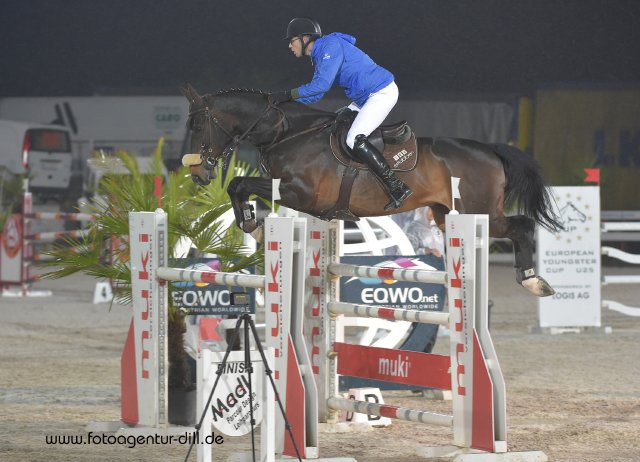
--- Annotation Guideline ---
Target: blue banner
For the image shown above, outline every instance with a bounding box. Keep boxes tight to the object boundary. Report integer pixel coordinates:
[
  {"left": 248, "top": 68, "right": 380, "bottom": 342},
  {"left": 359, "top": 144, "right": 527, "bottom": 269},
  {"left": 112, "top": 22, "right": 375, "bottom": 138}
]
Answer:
[{"left": 169, "top": 258, "right": 256, "bottom": 315}]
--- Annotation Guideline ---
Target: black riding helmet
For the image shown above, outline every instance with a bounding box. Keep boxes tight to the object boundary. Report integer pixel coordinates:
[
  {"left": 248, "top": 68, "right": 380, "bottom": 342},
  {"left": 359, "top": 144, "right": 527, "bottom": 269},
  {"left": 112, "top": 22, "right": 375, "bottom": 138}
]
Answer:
[{"left": 284, "top": 17, "right": 322, "bottom": 41}]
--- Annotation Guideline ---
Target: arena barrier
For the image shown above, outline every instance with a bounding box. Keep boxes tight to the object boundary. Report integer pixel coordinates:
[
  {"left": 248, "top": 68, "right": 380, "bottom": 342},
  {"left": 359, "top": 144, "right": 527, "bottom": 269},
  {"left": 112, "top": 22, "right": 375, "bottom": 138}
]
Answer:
[
  {"left": 127, "top": 210, "right": 318, "bottom": 461},
  {"left": 300, "top": 213, "right": 548, "bottom": 460},
  {"left": 601, "top": 220, "right": 640, "bottom": 317},
  {"left": 1, "top": 191, "right": 94, "bottom": 296}
]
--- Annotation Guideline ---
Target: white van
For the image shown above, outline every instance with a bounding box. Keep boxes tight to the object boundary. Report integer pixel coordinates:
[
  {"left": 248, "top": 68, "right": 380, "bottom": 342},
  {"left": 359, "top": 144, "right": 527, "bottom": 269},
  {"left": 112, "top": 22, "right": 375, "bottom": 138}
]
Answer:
[{"left": 0, "top": 119, "right": 72, "bottom": 196}]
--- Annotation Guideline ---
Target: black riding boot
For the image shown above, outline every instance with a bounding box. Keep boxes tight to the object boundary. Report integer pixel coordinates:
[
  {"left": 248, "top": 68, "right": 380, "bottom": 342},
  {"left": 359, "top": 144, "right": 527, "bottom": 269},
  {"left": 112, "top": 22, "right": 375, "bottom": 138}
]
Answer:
[{"left": 353, "top": 134, "right": 412, "bottom": 210}]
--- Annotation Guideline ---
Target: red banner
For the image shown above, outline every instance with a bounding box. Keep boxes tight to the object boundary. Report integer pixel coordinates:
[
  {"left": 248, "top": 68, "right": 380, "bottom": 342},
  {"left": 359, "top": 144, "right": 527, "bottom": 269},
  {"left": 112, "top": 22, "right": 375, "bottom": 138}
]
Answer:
[{"left": 334, "top": 342, "right": 451, "bottom": 390}]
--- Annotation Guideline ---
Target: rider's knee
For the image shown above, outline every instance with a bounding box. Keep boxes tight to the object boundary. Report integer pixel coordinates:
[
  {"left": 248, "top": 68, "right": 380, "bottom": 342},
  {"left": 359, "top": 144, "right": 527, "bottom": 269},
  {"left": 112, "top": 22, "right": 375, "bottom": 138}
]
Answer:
[
  {"left": 346, "top": 132, "right": 358, "bottom": 149},
  {"left": 347, "top": 132, "right": 369, "bottom": 150}
]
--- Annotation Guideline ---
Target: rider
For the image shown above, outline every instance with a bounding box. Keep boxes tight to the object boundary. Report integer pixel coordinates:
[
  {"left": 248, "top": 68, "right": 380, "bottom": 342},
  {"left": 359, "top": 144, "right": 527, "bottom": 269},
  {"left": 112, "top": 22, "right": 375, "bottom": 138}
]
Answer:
[{"left": 272, "top": 17, "right": 412, "bottom": 210}]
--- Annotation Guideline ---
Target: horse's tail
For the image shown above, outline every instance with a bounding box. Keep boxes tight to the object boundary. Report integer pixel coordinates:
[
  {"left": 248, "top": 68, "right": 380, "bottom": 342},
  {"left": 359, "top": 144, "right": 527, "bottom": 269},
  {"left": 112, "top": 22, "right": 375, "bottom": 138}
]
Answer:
[{"left": 491, "top": 143, "right": 563, "bottom": 232}]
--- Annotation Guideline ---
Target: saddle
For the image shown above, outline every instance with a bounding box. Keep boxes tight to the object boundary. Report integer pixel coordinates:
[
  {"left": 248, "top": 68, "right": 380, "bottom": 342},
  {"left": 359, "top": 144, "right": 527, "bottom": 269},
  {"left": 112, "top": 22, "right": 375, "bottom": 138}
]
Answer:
[
  {"left": 321, "top": 113, "right": 418, "bottom": 221},
  {"left": 329, "top": 113, "right": 418, "bottom": 172}
]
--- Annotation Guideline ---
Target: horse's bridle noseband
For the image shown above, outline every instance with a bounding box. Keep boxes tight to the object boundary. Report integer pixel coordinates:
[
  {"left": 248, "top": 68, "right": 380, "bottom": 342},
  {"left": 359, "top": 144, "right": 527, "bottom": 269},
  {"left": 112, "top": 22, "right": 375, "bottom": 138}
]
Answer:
[{"left": 189, "top": 96, "right": 286, "bottom": 171}]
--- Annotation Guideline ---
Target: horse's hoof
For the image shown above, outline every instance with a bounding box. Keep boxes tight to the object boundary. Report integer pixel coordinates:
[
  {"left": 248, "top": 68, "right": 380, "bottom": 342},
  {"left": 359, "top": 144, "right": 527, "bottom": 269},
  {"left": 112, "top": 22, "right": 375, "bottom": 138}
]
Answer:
[
  {"left": 249, "top": 225, "right": 264, "bottom": 244},
  {"left": 521, "top": 276, "right": 555, "bottom": 297}
]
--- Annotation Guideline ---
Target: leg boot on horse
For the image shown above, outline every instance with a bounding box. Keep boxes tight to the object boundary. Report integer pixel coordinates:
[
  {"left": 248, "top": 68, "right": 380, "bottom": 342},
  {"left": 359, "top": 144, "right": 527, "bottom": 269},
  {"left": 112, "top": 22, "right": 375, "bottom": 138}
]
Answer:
[{"left": 352, "top": 134, "right": 412, "bottom": 210}]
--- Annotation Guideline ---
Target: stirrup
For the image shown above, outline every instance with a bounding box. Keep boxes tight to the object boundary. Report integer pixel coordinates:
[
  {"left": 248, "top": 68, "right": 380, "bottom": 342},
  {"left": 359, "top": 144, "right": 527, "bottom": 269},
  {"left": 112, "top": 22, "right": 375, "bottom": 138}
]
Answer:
[{"left": 384, "top": 188, "right": 412, "bottom": 211}]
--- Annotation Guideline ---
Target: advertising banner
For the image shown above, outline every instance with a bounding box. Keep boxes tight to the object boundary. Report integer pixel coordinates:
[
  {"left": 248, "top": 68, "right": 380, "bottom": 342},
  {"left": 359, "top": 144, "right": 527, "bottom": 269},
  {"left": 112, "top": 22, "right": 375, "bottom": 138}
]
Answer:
[
  {"left": 170, "top": 258, "right": 256, "bottom": 315},
  {"left": 339, "top": 255, "right": 446, "bottom": 312},
  {"left": 537, "top": 186, "right": 601, "bottom": 327},
  {"left": 338, "top": 254, "right": 446, "bottom": 390}
]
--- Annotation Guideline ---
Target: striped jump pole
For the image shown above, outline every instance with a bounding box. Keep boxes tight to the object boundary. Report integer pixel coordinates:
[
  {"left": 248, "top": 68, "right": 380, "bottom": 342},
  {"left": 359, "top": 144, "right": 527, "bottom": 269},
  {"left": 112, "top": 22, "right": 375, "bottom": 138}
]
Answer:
[
  {"left": 328, "top": 262, "right": 447, "bottom": 285},
  {"left": 24, "top": 228, "right": 90, "bottom": 244},
  {"left": 328, "top": 301, "right": 450, "bottom": 326},
  {"left": 25, "top": 212, "right": 95, "bottom": 222},
  {"left": 327, "top": 396, "right": 453, "bottom": 427},
  {"left": 156, "top": 267, "right": 265, "bottom": 288}
]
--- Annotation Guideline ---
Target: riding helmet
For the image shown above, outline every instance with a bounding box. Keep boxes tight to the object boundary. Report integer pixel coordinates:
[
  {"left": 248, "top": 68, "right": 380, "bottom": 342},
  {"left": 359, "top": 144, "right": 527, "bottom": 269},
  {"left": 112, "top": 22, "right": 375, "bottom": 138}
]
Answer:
[{"left": 284, "top": 17, "right": 322, "bottom": 40}]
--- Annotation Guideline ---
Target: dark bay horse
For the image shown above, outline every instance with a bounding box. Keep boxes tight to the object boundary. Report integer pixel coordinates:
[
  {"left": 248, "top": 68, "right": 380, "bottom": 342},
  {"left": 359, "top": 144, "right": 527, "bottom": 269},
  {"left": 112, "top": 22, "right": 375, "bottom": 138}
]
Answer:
[{"left": 181, "top": 85, "right": 562, "bottom": 297}]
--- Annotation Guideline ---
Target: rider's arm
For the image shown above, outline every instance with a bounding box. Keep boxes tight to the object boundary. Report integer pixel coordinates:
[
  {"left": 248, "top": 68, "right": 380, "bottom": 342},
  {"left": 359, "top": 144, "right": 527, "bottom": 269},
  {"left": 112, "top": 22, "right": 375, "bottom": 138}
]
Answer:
[{"left": 292, "top": 39, "right": 343, "bottom": 104}]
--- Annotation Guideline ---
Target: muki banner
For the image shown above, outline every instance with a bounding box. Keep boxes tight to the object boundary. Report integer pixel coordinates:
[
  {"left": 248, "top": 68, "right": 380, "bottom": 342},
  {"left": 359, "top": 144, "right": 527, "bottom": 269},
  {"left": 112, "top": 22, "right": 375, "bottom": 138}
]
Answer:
[{"left": 170, "top": 258, "right": 256, "bottom": 315}]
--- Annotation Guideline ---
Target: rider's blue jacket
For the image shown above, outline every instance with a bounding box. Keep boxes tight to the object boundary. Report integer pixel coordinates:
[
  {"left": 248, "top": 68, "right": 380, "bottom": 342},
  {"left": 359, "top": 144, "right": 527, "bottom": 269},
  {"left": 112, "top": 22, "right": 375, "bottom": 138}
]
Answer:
[{"left": 291, "top": 32, "right": 394, "bottom": 108}]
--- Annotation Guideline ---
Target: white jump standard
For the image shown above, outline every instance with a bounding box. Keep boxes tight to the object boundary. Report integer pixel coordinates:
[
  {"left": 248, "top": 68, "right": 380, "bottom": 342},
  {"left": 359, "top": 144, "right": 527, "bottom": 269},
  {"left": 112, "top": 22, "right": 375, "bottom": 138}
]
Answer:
[{"left": 128, "top": 210, "right": 319, "bottom": 461}]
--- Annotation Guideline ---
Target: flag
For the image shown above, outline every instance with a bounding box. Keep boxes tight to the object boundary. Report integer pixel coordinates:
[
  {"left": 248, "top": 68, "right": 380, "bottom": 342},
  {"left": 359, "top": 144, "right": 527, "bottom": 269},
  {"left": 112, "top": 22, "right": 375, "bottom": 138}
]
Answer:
[
  {"left": 153, "top": 175, "right": 162, "bottom": 208},
  {"left": 272, "top": 178, "right": 281, "bottom": 201},
  {"left": 451, "top": 177, "right": 461, "bottom": 199},
  {"left": 584, "top": 168, "right": 600, "bottom": 185}
]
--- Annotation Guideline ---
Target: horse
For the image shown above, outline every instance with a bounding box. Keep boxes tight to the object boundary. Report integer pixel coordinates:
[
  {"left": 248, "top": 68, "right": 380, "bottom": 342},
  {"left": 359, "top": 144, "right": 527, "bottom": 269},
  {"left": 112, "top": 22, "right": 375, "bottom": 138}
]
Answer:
[{"left": 181, "top": 84, "right": 563, "bottom": 297}]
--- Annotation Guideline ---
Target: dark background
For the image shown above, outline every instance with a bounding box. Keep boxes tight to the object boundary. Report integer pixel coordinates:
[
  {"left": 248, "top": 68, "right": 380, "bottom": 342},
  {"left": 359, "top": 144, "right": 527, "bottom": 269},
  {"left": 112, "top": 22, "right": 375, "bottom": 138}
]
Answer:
[{"left": 1, "top": 0, "right": 639, "bottom": 98}]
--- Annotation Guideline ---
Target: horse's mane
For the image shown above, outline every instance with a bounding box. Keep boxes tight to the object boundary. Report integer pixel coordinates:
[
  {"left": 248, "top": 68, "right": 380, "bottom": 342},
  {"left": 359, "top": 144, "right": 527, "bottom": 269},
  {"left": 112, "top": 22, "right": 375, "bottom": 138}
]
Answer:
[
  {"left": 207, "top": 88, "right": 334, "bottom": 117},
  {"left": 213, "top": 88, "right": 268, "bottom": 97}
]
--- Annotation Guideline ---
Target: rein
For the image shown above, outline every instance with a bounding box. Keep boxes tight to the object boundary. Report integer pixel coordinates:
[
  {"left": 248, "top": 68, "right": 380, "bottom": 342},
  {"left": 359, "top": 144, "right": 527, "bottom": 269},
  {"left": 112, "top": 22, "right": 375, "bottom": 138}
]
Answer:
[
  {"left": 189, "top": 94, "right": 335, "bottom": 170},
  {"left": 190, "top": 97, "right": 287, "bottom": 170},
  {"left": 262, "top": 118, "right": 334, "bottom": 153}
]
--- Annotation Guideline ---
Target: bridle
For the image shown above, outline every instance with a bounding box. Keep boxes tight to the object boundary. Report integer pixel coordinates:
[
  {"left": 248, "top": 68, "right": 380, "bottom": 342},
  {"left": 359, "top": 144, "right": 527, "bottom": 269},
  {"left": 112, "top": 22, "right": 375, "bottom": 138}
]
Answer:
[{"left": 188, "top": 96, "right": 287, "bottom": 171}]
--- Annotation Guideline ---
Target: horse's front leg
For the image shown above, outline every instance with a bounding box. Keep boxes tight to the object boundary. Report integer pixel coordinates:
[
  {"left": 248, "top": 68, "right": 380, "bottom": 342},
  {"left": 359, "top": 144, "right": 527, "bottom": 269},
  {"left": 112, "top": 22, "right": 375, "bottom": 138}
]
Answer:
[{"left": 227, "top": 176, "right": 273, "bottom": 235}]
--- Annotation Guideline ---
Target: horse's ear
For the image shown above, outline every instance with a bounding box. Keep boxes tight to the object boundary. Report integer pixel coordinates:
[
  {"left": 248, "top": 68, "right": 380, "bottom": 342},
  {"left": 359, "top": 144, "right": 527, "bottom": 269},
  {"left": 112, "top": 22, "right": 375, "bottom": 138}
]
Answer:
[{"left": 182, "top": 83, "right": 202, "bottom": 105}]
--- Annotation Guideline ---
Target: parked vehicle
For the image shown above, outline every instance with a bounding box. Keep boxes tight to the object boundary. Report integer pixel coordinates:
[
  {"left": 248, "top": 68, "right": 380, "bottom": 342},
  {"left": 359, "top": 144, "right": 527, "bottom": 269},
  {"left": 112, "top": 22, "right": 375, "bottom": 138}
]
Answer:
[
  {"left": 0, "top": 119, "right": 73, "bottom": 198},
  {"left": 77, "top": 153, "right": 168, "bottom": 214}
]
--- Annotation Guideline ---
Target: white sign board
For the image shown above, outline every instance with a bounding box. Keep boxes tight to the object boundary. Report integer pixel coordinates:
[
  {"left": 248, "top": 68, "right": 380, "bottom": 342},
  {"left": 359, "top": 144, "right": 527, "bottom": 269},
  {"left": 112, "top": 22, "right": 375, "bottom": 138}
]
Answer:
[
  {"left": 537, "top": 186, "right": 601, "bottom": 327},
  {"left": 1, "top": 214, "right": 23, "bottom": 284},
  {"left": 197, "top": 348, "right": 275, "bottom": 462}
]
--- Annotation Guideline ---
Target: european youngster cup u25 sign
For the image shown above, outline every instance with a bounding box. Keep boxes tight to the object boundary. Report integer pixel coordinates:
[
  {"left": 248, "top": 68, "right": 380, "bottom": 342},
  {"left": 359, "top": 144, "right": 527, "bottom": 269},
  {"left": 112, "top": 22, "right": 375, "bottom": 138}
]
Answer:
[{"left": 537, "top": 186, "right": 601, "bottom": 327}]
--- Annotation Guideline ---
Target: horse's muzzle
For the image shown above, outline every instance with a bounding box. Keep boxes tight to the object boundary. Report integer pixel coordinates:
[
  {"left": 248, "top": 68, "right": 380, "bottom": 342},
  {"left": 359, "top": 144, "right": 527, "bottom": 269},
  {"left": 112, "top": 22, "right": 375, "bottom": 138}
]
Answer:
[{"left": 182, "top": 153, "right": 203, "bottom": 167}]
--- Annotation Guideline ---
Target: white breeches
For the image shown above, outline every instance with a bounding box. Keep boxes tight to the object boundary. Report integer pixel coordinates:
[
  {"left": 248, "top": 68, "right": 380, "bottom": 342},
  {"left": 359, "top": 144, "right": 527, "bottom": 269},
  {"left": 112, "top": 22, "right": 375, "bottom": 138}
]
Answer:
[{"left": 346, "top": 81, "right": 399, "bottom": 149}]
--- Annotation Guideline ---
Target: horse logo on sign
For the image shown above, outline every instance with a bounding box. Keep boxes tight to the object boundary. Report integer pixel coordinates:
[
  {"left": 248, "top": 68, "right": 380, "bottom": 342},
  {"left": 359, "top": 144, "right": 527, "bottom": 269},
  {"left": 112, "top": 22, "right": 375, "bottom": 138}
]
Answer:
[{"left": 559, "top": 201, "right": 587, "bottom": 228}]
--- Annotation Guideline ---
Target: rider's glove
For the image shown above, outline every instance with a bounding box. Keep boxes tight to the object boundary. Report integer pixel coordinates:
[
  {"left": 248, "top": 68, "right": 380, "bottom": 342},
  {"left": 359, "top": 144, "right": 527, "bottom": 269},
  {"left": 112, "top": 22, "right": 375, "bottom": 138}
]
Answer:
[
  {"left": 332, "top": 106, "right": 356, "bottom": 133},
  {"left": 271, "top": 90, "right": 292, "bottom": 105},
  {"left": 335, "top": 106, "right": 355, "bottom": 124}
]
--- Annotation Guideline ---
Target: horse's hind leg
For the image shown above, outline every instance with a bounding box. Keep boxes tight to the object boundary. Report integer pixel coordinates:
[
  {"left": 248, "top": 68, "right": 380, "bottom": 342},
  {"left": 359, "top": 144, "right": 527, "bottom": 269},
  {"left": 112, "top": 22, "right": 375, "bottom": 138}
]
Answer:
[{"left": 502, "top": 215, "right": 555, "bottom": 297}]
